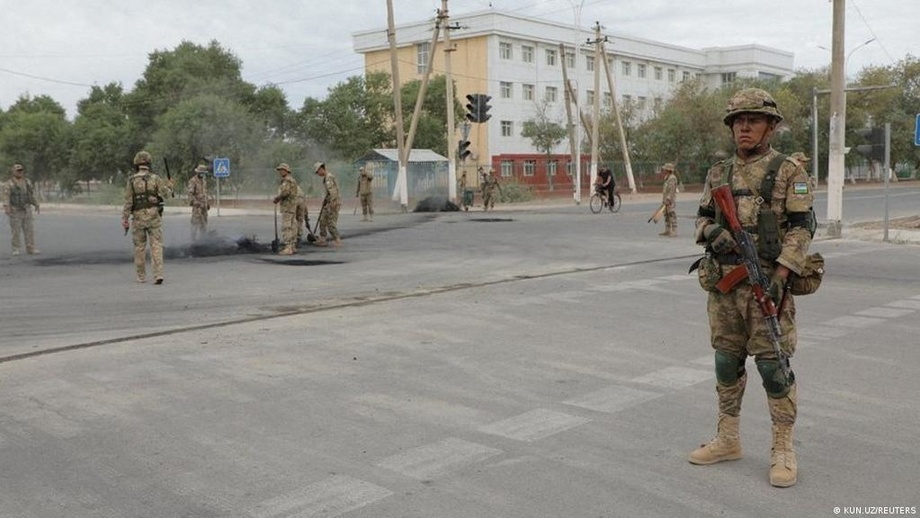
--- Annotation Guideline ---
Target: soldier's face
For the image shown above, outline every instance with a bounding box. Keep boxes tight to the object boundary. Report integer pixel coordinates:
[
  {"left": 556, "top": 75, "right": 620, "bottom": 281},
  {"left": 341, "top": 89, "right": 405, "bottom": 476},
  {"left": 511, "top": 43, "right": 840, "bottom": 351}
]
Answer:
[
  {"left": 731, "top": 114, "right": 774, "bottom": 152},
  {"left": 13, "top": 168, "right": 23, "bottom": 177}
]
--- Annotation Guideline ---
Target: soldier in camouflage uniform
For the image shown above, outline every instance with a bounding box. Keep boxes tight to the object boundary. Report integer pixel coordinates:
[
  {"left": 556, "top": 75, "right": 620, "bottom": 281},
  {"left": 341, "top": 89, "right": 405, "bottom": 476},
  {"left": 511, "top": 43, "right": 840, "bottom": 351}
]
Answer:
[
  {"left": 2, "top": 164, "right": 41, "bottom": 256},
  {"left": 295, "top": 194, "right": 310, "bottom": 246},
  {"left": 313, "top": 162, "right": 341, "bottom": 247},
  {"left": 187, "top": 164, "right": 210, "bottom": 242},
  {"left": 356, "top": 166, "right": 374, "bottom": 222},
  {"left": 481, "top": 169, "right": 500, "bottom": 211},
  {"left": 272, "top": 163, "right": 303, "bottom": 255},
  {"left": 689, "top": 88, "right": 815, "bottom": 488},
  {"left": 122, "top": 151, "right": 173, "bottom": 284},
  {"left": 660, "top": 163, "right": 679, "bottom": 237}
]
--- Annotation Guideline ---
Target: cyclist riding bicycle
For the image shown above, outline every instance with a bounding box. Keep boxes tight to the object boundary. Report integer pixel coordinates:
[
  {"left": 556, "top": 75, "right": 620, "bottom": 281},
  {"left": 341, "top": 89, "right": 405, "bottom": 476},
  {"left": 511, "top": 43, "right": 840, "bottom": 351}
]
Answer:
[{"left": 595, "top": 165, "right": 616, "bottom": 210}]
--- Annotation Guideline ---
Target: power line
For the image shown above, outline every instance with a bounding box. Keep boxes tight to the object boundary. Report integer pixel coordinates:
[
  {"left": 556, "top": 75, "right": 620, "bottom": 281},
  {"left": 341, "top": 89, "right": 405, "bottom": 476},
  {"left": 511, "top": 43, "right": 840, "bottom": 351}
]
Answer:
[{"left": 850, "top": 0, "right": 895, "bottom": 64}]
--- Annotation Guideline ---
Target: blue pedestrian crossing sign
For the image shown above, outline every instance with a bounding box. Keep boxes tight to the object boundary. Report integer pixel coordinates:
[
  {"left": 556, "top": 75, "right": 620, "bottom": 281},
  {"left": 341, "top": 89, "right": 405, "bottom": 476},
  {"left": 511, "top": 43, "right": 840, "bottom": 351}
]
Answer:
[{"left": 213, "top": 157, "right": 231, "bottom": 178}]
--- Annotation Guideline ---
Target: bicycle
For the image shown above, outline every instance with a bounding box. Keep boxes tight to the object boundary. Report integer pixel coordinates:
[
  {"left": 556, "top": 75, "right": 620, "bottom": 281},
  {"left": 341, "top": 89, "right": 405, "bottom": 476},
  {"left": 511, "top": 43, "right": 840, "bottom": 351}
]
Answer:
[{"left": 589, "top": 186, "right": 621, "bottom": 214}]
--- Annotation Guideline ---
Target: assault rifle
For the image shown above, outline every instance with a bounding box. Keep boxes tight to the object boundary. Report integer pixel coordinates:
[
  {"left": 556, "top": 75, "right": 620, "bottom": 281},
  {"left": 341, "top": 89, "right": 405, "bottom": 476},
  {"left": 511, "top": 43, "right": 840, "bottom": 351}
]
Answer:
[{"left": 710, "top": 184, "right": 791, "bottom": 382}]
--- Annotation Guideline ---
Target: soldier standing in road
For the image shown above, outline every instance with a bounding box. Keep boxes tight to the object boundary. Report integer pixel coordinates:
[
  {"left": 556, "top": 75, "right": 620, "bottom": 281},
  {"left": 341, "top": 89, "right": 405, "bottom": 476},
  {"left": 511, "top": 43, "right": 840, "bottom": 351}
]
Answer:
[
  {"left": 660, "top": 163, "right": 679, "bottom": 237},
  {"left": 187, "top": 164, "right": 210, "bottom": 242},
  {"left": 2, "top": 164, "right": 41, "bottom": 256},
  {"left": 689, "top": 88, "right": 815, "bottom": 488},
  {"left": 272, "top": 163, "right": 302, "bottom": 255},
  {"left": 481, "top": 168, "right": 501, "bottom": 211},
  {"left": 122, "top": 151, "right": 173, "bottom": 284},
  {"left": 295, "top": 192, "right": 310, "bottom": 246},
  {"left": 356, "top": 165, "right": 374, "bottom": 222},
  {"left": 313, "top": 162, "right": 342, "bottom": 247}
]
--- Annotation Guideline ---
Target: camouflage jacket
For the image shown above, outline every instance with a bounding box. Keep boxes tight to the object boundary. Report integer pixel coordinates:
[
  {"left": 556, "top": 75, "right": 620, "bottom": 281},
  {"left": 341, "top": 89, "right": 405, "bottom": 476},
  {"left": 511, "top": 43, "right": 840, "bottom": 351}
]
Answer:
[
  {"left": 696, "top": 148, "right": 814, "bottom": 274},
  {"left": 187, "top": 175, "right": 208, "bottom": 209},
  {"left": 276, "top": 175, "right": 303, "bottom": 213},
  {"left": 356, "top": 170, "right": 374, "bottom": 196},
  {"left": 123, "top": 167, "right": 172, "bottom": 220},
  {"left": 662, "top": 173, "right": 678, "bottom": 205},
  {"left": 3, "top": 177, "right": 40, "bottom": 210},
  {"left": 323, "top": 172, "right": 340, "bottom": 204}
]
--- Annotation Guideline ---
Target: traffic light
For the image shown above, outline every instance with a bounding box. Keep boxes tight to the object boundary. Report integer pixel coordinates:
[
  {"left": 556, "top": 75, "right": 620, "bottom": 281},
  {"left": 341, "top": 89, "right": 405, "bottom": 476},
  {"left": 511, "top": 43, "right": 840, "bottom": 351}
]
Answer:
[
  {"left": 464, "top": 93, "right": 493, "bottom": 123},
  {"left": 458, "top": 140, "right": 472, "bottom": 161},
  {"left": 853, "top": 126, "right": 885, "bottom": 162}
]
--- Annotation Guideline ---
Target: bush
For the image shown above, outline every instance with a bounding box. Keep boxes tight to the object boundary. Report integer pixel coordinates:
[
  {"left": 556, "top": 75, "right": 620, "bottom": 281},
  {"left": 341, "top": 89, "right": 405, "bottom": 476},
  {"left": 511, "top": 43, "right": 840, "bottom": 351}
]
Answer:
[{"left": 498, "top": 179, "right": 534, "bottom": 203}]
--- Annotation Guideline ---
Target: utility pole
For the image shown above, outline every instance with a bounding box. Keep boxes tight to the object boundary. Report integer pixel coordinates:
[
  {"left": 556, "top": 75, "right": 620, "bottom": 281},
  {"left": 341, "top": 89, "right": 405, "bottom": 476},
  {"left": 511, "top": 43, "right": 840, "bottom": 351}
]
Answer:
[
  {"left": 588, "top": 22, "right": 603, "bottom": 190},
  {"left": 441, "top": 0, "right": 458, "bottom": 203},
  {"left": 826, "top": 0, "right": 846, "bottom": 237},
  {"left": 386, "top": 0, "right": 409, "bottom": 210},
  {"left": 600, "top": 36, "right": 636, "bottom": 194},
  {"left": 560, "top": 43, "right": 579, "bottom": 203}
]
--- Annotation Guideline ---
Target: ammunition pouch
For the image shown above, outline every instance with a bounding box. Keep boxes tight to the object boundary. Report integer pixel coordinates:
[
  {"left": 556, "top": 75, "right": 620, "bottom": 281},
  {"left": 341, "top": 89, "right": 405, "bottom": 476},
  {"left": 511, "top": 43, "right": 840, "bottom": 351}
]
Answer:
[
  {"left": 787, "top": 252, "right": 825, "bottom": 296},
  {"left": 692, "top": 253, "right": 723, "bottom": 293},
  {"left": 756, "top": 210, "right": 782, "bottom": 261}
]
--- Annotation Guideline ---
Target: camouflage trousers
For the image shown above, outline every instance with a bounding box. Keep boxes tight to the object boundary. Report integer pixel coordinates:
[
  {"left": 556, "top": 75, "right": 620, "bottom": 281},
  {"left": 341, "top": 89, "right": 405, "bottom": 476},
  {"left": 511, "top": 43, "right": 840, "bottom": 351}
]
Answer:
[
  {"left": 281, "top": 210, "right": 297, "bottom": 249},
  {"left": 7, "top": 207, "right": 36, "bottom": 252},
  {"left": 295, "top": 199, "right": 309, "bottom": 241},
  {"left": 707, "top": 276, "right": 797, "bottom": 359},
  {"left": 318, "top": 200, "right": 340, "bottom": 240},
  {"left": 482, "top": 191, "right": 494, "bottom": 210},
  {"left": 131, "top": 217, "right": 164, "bottom": 280},
  {"left": 190, "top": 207, "right": 208, "bottom": 242},
  {"left": 663, "top": 202, "right": 677, "bottom": 233},
  {"left": 359, "top": 192, "right": 374, "bottom": 216}
]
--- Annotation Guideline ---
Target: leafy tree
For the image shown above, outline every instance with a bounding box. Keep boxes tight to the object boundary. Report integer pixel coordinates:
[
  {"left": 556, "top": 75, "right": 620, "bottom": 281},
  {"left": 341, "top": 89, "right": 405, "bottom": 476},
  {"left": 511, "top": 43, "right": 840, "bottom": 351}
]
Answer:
[
  {"left": 70, "top": 83, "right": 138, "bottom": 188},
  {"left": 0, "top": 94, "right": 72, "bottom": 190},
  {"left": 399, "top": 75, "right": 464, "bottom": 156},
  {"left": 522, "top": 100, "right": 567, "bottom": 191}
]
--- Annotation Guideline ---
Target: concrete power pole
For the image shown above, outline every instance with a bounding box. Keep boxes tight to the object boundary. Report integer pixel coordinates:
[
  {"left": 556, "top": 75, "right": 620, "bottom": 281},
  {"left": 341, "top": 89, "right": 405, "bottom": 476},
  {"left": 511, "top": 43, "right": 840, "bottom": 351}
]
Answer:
[
  {"left": 560, "top": 43, "right": 580, "bottom": 204},
  {"left": 826, "top": 0, "right": 846, "bottom": 237},
  {"left": 588, "top": 22, "right": 602, "bottom": 190},
  {"left": 600, "top": 39, "right": 636, "bottom": 194},
  {"left": 441, "top": 0, "right": 458, "bottom": 203},
  {"left": 386, "top": 0, "right": 409, "bottom": 210}
]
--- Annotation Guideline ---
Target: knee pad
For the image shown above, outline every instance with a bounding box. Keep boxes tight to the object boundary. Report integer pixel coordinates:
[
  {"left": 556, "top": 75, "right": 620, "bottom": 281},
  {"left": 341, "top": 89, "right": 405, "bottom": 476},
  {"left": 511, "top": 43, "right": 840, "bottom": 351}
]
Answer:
[
  {"left": 755, "top": 359, "right": 794, "bottom": 398},
  {"left": 714, "top": 350, "right": 745, "bottom": 385}
]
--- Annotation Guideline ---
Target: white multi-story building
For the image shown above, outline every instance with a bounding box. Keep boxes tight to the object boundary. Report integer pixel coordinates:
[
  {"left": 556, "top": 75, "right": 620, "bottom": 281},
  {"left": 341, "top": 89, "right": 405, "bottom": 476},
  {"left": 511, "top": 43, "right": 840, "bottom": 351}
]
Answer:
[{"left": 353, "top": 9, "right": 794, "bottom": 190}]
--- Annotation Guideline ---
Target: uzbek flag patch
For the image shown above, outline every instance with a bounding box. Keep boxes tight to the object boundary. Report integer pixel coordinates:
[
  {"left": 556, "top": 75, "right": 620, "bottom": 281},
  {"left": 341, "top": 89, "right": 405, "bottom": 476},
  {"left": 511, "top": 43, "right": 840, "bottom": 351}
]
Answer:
[{"left": 793, "top": 182, "right": 809, "bottom": 194}]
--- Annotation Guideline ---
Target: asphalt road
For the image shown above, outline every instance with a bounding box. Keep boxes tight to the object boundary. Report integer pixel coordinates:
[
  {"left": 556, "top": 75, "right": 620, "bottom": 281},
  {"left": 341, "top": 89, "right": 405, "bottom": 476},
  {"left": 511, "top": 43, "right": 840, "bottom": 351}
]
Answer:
[{"left": 1, "top": 188, "right": 918, "bottom": 517}]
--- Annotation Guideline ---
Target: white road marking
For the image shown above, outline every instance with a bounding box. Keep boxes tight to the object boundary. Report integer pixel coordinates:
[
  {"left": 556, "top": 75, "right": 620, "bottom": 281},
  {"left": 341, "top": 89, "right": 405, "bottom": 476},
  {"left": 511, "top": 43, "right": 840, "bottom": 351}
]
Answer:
[
  {"left": 248, "top": 475, "right": 392, "bottom": 518},
  {"left": 376, "top": 438, "right": 502, "bottom": 480},
  {"left": 478, "top": 408, "right": 590, "bottom": 442},
  {"left": 885, "top": 299, "right": 920, "bottom": 310},
  {"left": 564, "top": 385, "right": 662, "bottom": 413},
  {"left": 631, "top": 366, "right": 713, "bottom": 389},
  {"left": 822, "top": 315, "right": 887, "bottom": 328},
  {"left": 854, "top": 307, "right": 916, "bottom": 318}
]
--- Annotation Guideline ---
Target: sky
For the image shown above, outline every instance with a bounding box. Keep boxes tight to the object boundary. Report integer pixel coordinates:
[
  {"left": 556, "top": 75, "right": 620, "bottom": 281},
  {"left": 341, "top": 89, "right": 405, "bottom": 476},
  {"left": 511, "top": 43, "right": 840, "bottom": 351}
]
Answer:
[{"left": 1, "top": 0, "right": 917, "bottom": 119}]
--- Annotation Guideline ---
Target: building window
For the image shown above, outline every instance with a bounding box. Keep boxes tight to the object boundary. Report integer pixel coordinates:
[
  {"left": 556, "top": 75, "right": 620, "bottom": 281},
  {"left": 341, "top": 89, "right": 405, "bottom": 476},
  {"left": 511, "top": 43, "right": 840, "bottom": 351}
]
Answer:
[
  {"left": 500, "top": 81, "right": 513, "bottom": 99},
  {"left": 721, "top": 72, "right": 736, "bottom": 84},
  {"left": 501, "top": 120, "right": 513, "bottom": 137},
  {"left": 546, "top": 48, "right": 557, "bottom": 66},
  {"left": 566, "top": 52, "right": 575, "bottom": 69},
  {"left": 522, "top": 84, "right": 535, "bottom": 101},
  {"left": 523, "top": 160, "right": 536, "bottom": 177},
  {"left": 586, "top": 56, "right": 595, "bottom": 72},
  {"left": 501, "top": 160, "right": 513, "bottom": 177},
  {"left": 603, "top": 92, "right": 612, "bottom": 108},
  {"left": 623, "top": 94, "right": 632, "bottom": 104},
  {"left": 416, "top": 42, "right": 429, "bottom": 74},
  {"left": 637, "top": 64, "right": 646, "bottom": 78},
  {"left": 655, "top": 66, "right": 663, "bottom": 80},
  {"left": 668, "top": 68, "right": 676, "bottom": 82},
  {"left": 566, "top": 162, "right": 574, "bottom": 177},
  {"left": 522, "top": 45, "right": 534, "bottom": 63},
  {"left": 622, "top": 61, "right": 631, "bottom": 76},
  {"left": 682, "top": 71, "right": 691, "bottom": 82},
  {"left": 500, "top": 42, "right": 512, "bottom": 60},
  {"left": 654, "top": 97, "right": 663, "bottom": 111},
  {"left": 545, "top": 86, "right": 558, "bottom": 103},
  {"left": 637, "top": 96, "right": 647, "bottom": 110},
  {"left": 586, "top": 90, "right": 595, "bottom": 106},
  {"left": 548, "top": 160, "right": 558, "bottom": 177}
]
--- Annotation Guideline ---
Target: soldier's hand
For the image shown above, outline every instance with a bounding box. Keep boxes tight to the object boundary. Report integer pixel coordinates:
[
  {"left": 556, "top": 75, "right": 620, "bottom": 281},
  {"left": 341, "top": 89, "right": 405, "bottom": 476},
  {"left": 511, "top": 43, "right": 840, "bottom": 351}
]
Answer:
[
  {"left": 704, "top": 224, "right": 737, "bottom": 254},
  {"left": 767, "top": 275, "right": 785, "bottom": 305},
  {"left": 122, "top": 219, "right": 130, "bottom": 230},
  {"left": 272, "top": 196, "right": 280, "bottom": 204}
]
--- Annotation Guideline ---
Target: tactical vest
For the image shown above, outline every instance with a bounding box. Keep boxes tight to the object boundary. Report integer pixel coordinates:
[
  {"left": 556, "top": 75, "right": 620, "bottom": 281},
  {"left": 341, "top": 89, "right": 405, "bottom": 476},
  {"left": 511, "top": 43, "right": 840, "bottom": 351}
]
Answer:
[
  {"left": 9, "top": 181, "right": 34, "bottom": 209},
  {"left": 714, "top": 154, "right": 788, "bottom": 261},
  {"left": 130, "top": 174, "right": 161, "bottom": 212}
]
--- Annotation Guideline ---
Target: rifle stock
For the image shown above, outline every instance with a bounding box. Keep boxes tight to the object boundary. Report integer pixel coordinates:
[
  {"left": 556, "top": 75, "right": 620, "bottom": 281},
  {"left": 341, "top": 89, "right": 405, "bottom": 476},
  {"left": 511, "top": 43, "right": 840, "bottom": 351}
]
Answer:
[{"left": 710, "top": 185, "right": 790, "bottom": 381}]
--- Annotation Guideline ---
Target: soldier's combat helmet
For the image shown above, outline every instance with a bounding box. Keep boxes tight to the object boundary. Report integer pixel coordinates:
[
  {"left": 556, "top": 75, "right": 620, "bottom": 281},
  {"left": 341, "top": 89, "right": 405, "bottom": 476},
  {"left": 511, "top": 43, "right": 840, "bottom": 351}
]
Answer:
[
  {"left": 723, "top": 88, "right": 783, "bottom": 126},
  {"left": 662, "top": 162, "right": 676, "bottom": 172},
  {"left": 133, "top": 151, "right": 153, "bottom": 166}
]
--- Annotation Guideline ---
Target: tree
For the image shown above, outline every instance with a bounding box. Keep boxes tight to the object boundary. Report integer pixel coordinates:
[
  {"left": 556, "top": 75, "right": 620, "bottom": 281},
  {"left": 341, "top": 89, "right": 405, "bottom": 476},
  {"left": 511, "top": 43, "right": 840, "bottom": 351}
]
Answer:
[
  {"left": 70, "top": 83, "right": 138, "bottom": 188},
  {"left": 399, "top": 75, "right": 464, "bottom": 157},
  {"left": 0, "top": 94, "right": 73, "bottom": 191},
  {"left": 521, "top": 100, "right": 567, "bottom": 191}
]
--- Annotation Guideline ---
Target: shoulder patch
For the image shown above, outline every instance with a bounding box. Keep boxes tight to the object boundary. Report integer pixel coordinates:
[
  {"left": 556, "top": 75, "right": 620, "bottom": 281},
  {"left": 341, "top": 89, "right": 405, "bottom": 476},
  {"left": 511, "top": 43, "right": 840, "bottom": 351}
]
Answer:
[{"left": 793, "top": 182, "right": 809, "bottom": 195}]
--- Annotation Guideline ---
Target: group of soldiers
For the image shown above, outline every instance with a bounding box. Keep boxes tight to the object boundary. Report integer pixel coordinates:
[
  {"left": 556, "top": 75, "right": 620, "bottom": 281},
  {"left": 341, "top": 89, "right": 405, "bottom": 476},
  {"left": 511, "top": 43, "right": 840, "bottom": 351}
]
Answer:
[
  {"left": 457, "top": 167, "right": 502, "bottom": 212},
  {"left": 272, "top": 161, "right": 351, "bottom": 254}
]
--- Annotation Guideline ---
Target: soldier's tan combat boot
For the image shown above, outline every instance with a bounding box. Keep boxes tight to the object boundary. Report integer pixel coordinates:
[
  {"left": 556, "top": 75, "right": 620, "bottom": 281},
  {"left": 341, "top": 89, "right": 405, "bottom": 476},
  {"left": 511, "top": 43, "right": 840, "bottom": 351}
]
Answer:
[
  {"left": 688, "top": 415, "right": 743, "bottom": 464},
  {"left": 279, "top": 246, "right": 295, "bottom": 255},
  {"left": 769, "top": 424, "right": 796, "bottom": 487}
]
